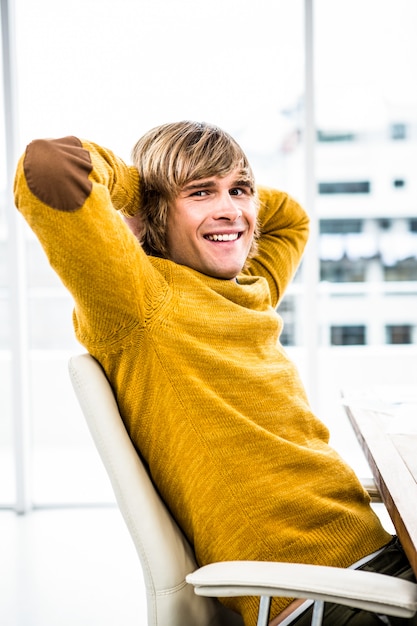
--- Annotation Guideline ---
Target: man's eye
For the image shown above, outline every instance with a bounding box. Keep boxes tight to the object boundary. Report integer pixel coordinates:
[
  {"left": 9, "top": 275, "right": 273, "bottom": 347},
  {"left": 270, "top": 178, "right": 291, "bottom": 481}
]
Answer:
[
  {"left": 230, "top": 188, "right": 244, "bottom": 196},
  {"left": 191, "top": 190, "right": 209, "bottom": 197}
]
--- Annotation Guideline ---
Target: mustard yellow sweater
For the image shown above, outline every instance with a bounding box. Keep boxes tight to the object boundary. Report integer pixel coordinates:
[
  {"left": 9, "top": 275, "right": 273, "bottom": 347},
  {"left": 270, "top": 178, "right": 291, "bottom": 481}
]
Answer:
[{"left": 14, "top": 137, "right": 391, "bottom": 625}]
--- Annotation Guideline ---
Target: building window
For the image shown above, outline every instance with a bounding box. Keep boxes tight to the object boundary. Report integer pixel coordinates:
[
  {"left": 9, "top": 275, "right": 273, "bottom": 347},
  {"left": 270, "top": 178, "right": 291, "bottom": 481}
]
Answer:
[
  {"left": 384, "top": 258, "right": 417, "bottom": 281},
  {"left": 386, "top": 325, "right": 413, "bottom": 345},
  {"left": 378, "top": 218, "right": 391, "bottom": 230},
  {"left": 277, "top": 297, "right": 296, "bottom": 346},
  {"left": 318, "top": 181, "right": 370, "bottom": 194},
  {"left": 390, "top": 123, "right": 407, "bottom": 140},
  {"left": 320, "top": 219, "right": 363, "bottom": 234},
  {"left": 410, "top": 219, "right": 417, "bottom": 233},
  {"left": 280, "top": 323, "right": 295, "bottom": 346},
  {"left": 317, "top": 130, "right": 355, "bottom": 142},
  {"left": 331, "top": 325, "right": 366, "bottom": 346},
  {"left": 393, "top": 179, "right": 405, "bottom": 189},
  {"left": 321, "top": 258, "right": 366, "bottom": 283}
]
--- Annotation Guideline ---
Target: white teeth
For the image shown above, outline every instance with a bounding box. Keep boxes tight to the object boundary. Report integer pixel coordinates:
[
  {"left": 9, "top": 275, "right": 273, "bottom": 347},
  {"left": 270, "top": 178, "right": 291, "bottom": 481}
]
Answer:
[{"left": 207, "top": 233, "right": 239, "bottom": 241}]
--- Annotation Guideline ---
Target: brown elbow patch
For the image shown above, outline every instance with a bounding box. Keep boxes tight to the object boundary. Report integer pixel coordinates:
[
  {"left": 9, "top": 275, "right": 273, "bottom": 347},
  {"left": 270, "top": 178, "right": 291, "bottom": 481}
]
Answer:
[{"left": 23, "top": 136, "right": 93, "bottom": 211}]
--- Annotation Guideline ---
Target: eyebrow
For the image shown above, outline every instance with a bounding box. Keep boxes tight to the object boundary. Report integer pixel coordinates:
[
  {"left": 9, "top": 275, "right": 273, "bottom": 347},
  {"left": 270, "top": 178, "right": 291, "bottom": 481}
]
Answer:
[
  {"left": 181, "top": 181, "right": 216, "bottom": 192},
  {"left": 181, "top": 179, "right": 252, "bottom": 192}
]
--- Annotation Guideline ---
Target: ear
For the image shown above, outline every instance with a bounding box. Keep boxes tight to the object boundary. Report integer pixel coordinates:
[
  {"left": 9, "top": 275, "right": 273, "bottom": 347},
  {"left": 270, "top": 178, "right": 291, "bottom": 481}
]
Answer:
[{"left": 122, "top": 213, "right": 144, "bottom": 241}]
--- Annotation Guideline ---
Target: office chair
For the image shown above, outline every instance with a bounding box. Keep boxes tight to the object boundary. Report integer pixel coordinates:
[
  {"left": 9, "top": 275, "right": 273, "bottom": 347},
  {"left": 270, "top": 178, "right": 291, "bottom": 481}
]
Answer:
[{"left": 68, "top": 353, "right": 417, "bottom": 626}]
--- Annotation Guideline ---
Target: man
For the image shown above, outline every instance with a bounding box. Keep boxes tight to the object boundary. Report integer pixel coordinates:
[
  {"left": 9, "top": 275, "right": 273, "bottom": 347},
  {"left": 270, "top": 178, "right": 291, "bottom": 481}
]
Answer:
[{"left": 14, "top": 121, "right": 415, "bottom": 625}]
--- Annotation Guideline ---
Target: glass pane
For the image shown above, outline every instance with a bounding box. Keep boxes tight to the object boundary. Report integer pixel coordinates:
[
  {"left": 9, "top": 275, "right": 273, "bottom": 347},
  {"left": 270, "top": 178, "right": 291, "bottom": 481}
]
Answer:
[
  {"left": 30, "top": 354, "right": 115, "bottom": 504},
  {"left": 313, "top": 0, "right": 417, "bottom": 470},
  {"left": 12, "top": 0, "right": 305, "bottom": 505}
]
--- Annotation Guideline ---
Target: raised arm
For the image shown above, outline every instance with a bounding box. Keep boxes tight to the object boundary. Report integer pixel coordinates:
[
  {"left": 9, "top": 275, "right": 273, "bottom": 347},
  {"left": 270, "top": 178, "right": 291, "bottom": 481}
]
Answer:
[
  {"left": 243, "top": 186, "right": 310, "bottom": 307},
  {"left": 14, "top": 136, "right": 165, "bottom": 346}
]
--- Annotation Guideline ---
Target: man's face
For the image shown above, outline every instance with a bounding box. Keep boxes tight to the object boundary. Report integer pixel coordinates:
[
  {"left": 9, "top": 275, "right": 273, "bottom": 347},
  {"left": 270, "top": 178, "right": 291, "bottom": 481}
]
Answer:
[{"left": 165, "top": 168, "right": 257, "bottom": 280}]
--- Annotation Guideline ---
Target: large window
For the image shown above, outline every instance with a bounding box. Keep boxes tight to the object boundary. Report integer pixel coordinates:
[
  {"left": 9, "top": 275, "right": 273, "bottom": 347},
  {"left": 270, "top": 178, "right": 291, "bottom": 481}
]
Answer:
[
  {"left": 3, "top": 0, "right": 417, "bottom": 510},
  {"left": 311, "top": 0, "right": 417, "bottom": 462},
  {"left": 2, "top": 0, "right": 305, "bottom": 509}
]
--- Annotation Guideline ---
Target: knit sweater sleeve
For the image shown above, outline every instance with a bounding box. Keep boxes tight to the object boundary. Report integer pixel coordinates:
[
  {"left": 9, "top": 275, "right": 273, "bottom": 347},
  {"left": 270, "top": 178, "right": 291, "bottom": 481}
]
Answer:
[
  {"left": 14, "top": 136, "right": 166, "bottom": 346},
  {"left": 243, "top": 186, "right": 310, "bottom": 307}
]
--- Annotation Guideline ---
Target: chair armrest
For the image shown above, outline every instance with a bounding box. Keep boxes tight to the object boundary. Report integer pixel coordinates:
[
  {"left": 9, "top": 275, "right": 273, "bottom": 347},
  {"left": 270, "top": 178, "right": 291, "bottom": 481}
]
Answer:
[{"left": 186, "top": 561, "right": 417, "bottom": 618}]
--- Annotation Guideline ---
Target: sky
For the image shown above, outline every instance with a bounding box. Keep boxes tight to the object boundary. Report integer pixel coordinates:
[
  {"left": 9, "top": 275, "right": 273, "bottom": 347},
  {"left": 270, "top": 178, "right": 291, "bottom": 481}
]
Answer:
[
  {"left": 314, "top": 0, "right": 417, "bottom": 129},
  {"left": 2, "top": 0, "right": 417, "bottom": 176},
  {"left": 9, "top": 0, "right": 303, "bottom": 158}
]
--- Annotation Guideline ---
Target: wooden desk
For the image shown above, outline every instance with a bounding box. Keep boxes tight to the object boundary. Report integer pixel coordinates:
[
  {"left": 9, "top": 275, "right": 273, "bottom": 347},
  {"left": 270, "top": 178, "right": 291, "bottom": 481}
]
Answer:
[{"left": 343, "top": 396, "right": 417, "bottom": 577}]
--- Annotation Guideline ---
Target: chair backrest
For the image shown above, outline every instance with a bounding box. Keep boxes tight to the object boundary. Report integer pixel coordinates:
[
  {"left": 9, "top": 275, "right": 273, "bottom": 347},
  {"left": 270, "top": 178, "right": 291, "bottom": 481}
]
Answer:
[{"left": 68, "top": 353, "right": 242, "bottom": 626}]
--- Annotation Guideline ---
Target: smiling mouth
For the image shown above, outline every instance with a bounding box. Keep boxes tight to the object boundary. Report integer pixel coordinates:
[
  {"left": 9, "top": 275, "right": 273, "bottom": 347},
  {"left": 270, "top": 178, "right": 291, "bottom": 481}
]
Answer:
[{"left": 205, "top": 233, "right": 241, "bottom": 242}]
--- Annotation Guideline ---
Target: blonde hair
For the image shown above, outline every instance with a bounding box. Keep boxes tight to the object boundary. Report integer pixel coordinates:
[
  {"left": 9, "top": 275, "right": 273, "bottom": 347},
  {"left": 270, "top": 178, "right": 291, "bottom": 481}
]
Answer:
[{"left": 131, "top": 121, "right": 257, "bottom": 258}]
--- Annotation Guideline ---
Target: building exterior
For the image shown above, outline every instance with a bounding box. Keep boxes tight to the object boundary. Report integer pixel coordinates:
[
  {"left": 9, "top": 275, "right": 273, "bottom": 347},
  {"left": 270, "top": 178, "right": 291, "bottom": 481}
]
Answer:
[{"left": 278, "top": 102, "right": 417, "bottom": 349}]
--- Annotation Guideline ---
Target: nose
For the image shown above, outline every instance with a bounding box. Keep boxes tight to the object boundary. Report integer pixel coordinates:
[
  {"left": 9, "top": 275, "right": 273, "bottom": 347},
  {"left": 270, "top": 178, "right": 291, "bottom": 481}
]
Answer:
[{"left": 213, "top": 192, "right": 242, "bottom": 221}]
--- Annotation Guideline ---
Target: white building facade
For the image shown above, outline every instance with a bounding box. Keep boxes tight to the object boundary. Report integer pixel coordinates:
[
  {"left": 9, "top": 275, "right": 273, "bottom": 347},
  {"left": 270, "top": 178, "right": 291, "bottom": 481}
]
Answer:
[{"left": 278, "top": 106, "right": 417, "bottom": 350}]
